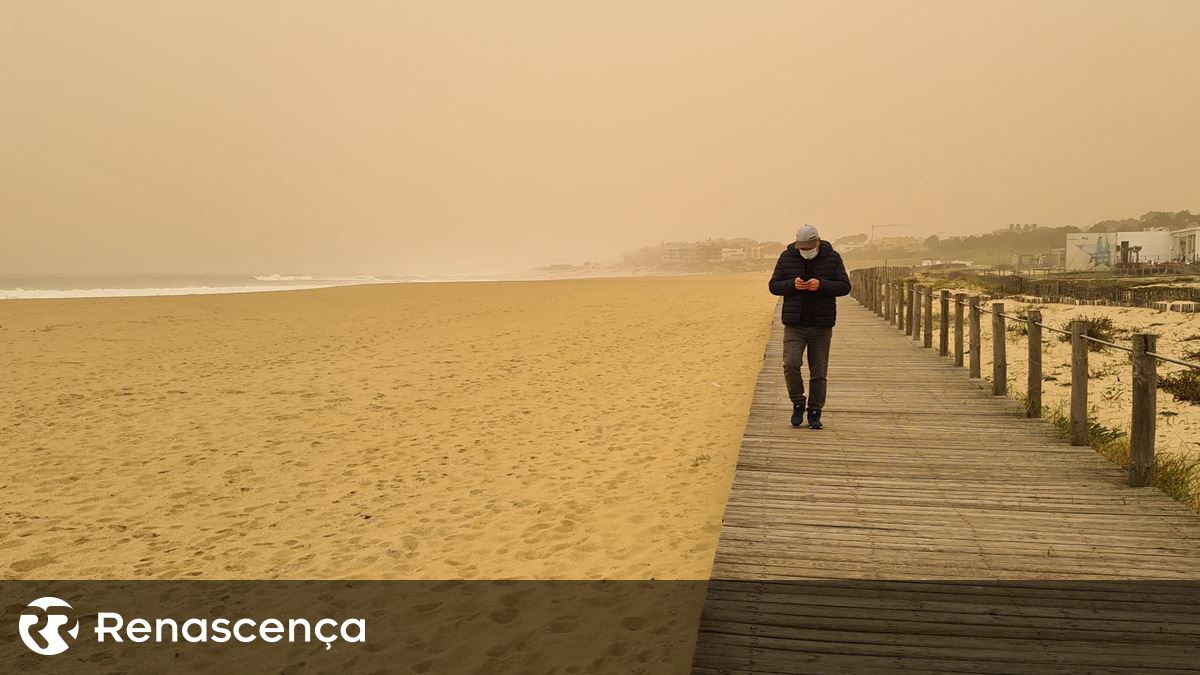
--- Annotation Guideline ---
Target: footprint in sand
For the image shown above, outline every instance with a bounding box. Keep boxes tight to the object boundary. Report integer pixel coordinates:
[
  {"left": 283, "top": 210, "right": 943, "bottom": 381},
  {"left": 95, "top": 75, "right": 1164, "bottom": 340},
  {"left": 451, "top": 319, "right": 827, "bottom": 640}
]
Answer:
[{"left": 489, "top": 607, "right": 519, "bottom": 624}]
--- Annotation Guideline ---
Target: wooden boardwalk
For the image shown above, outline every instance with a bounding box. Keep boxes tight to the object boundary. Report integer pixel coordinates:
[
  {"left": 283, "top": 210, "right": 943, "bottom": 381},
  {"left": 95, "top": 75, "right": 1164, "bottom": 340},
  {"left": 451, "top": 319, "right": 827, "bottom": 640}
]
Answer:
[{"left": 691, "top": 299, "right": 1200, "bottom": 674}]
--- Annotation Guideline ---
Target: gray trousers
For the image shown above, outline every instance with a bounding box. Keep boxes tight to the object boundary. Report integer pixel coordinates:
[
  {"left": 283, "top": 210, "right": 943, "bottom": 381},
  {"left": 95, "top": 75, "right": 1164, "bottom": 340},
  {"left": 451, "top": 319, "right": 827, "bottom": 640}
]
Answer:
[{"left": 782, "top": 325, "right": 833, "bottom": 409}]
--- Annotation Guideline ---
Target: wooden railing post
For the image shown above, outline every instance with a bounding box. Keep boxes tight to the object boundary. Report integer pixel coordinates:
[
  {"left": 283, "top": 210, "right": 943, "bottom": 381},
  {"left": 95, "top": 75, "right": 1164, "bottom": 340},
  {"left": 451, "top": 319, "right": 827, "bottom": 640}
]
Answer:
[
  {"left": 992, "top": 302, "right": 1006, "bottom": 395},
  {"left": 1026, "top": 309, "right": 1042, "bottom": 418},
  {"left": 895, "top": 281, "right": 902, "bottom": 328},
  {"left": 968, "top": 296, "right": 981, "bottom": 378},
  {"left": 893, "top": 280, "right": 901, "bottom": 326},
  {"left": 938, "top": 290, "right": 950, "bottom": 356},
  {"left": 923, "top": 288, "right": 933, "bottom": 349},
  {"left": 875, "top": 272, "right": 881, "bottom": 313},
  {"left": 1130, "top": 333, "right": 1158, "bottom": 487},
  {"left": 953, "top": 292, "right": 965, "bottom": 367},
  {"left": 885, "top": 279, "right": 893, "bottom": 325},
  {"left": 912, "top": 286, "right": 922, "bottom": 343},
  {"left": 1070, "top": 320, "right": 1088, "bottom": 446},
  {"left": 904, "top": 281, "right": 914, "bottom": 335}
]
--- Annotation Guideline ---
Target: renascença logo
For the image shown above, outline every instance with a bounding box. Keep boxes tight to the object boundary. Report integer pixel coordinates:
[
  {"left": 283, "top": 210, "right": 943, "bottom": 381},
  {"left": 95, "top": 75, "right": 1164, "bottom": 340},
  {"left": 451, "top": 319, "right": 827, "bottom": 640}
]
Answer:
[
  {"left": 15, "top": 596, "right": 366, "bottom": 655},
  {"left": 18, "top": 597, "right": 80, "bottom": 656}
]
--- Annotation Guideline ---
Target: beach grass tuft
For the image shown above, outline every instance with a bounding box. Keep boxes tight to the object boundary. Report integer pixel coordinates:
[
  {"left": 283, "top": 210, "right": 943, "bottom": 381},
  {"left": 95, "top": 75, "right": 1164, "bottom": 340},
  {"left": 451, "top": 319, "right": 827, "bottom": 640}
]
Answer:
[
  {"left": 1055, "top": 315, "right": 1120, "bottom": 351},
  {"left": 1159, "top": 370, "right": 1200, "bottom": 405}
]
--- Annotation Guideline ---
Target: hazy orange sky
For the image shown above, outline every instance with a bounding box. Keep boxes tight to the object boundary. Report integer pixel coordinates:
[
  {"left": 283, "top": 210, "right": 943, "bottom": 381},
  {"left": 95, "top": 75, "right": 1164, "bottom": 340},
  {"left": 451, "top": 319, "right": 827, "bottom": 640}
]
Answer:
[{"left": 3, "top": 1, "right": 1198, "bottom": 275}]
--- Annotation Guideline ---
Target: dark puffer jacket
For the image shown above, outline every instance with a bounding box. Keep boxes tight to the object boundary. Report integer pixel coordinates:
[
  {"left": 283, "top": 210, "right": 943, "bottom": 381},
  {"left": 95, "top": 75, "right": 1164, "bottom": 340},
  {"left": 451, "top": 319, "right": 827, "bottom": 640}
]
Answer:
[{"left": 767, "top": 240, "right": 852, "bottom": 326}]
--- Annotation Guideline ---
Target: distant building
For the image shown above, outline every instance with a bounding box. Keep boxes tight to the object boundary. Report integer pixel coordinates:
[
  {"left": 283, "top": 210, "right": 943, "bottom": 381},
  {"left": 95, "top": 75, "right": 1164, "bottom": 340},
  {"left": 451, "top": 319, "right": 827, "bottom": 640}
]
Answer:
[
  {"left": 758, "top": 241, "right": 787, "bottom": 257},
  {"left": 696, "top": 244, "right": 721, "bottom": 263},
  {"left": 1172, "top": 227, "right": 1200, "bottom": 263},
  {"left": 661, "top": 243, "right": 693, "bottom": 263},
  {"left": 626, "top": 238, "right": 784, "bottom": 268},
  {"left": 1012, "top": 250, "right": 1065, "bottom": 269},
  {"left": 662, "top": 242, "right": 721, "bottom": 264}
]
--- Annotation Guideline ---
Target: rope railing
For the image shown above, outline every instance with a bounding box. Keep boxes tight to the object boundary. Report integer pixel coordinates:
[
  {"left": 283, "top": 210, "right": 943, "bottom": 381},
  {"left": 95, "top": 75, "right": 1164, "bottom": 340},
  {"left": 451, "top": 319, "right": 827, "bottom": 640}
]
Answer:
[
  {"left": 1080, "top": 334, "right": 1131, "bottom": 352},
  {"left": 849, "top": 265, "right": 1199, "bottom": 489},
  {"left": 1147, "top": 351, "right": 1200, "bottom": 370}
]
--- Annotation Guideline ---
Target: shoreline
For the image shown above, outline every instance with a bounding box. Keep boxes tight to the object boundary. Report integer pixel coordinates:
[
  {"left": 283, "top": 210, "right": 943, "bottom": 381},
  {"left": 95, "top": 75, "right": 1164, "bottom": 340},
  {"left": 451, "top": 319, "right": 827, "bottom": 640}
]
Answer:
[{"left": 0, "top": 270, "right": 703, "bottom": 300}]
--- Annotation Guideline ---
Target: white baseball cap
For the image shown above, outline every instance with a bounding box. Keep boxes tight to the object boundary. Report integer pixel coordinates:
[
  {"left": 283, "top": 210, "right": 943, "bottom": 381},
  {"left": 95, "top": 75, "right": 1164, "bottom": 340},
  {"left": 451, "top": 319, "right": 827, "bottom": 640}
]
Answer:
[{"left": 795, "top": 224, "right": 819, "bottom": 244}]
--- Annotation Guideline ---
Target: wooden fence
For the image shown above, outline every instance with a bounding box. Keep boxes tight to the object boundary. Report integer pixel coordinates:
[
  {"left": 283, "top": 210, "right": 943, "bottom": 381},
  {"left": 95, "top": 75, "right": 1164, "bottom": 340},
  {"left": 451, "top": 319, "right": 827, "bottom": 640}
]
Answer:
[
  {"left": 942, "top": 269, "right": 1200, "bottom": 308},
  {"left": 849, "top": 265, "right": 1200, "bottom": 488}
]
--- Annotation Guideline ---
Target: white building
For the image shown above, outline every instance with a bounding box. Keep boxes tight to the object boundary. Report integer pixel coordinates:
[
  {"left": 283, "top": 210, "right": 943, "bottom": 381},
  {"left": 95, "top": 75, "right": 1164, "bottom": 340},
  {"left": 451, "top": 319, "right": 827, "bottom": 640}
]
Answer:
[
  {"left": 1065, "top": 230, "right": 1173, "bottom": 271},
  {"left": 1171, "top": 227, "right": 1200, "bottom": 264}
]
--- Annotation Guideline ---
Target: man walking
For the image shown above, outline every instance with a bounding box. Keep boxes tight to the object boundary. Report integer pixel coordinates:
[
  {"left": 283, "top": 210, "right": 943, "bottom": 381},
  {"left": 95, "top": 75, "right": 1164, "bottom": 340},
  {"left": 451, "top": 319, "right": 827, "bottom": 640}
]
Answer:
[{"left": 767, "top": 224, "right": 852, "bottom": 429}]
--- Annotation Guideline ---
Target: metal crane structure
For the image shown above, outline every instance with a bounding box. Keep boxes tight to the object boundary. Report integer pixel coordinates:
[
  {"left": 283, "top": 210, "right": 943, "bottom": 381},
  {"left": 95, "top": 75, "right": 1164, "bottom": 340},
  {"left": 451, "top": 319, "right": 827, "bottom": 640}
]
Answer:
[{"left": 870, "top": 223, "right": 911, "bottom": 243}]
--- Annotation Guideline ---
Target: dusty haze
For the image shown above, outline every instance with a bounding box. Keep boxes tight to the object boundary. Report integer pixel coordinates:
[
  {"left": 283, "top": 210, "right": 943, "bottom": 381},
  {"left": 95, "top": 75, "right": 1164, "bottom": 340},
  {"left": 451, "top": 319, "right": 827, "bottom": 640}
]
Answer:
[{"left": 3, "top": 0, "right": 1198, "bottom": 275}]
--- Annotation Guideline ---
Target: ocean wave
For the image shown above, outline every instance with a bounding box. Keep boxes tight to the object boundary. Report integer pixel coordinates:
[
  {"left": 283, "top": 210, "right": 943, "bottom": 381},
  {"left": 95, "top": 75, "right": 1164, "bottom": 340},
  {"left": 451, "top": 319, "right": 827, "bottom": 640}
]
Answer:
[
  {"left": 252, "top": 274, "right": 389, "bottom": 282},
  {"left": 0, "top": 272, "right": 633, "bottom": 299},
  {"left": 0, "top": 285, "right": 334, "bottom": 300}
]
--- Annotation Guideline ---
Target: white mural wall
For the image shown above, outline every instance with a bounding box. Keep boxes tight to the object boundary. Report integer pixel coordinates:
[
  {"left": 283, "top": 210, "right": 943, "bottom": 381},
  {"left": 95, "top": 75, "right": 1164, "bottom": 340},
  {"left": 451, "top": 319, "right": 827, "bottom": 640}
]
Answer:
[
  {"left": 1065, "top": 233, "right": 1113, "bottom": 271},
  {"left": 1065, "top": 231, "right": 1173, "bottom": 271}
]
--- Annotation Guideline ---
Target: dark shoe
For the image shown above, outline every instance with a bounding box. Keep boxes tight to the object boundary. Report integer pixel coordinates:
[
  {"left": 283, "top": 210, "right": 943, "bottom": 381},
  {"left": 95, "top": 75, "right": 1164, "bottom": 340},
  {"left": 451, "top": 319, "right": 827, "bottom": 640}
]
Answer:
[
  {"left": 807, "top": 408, "right": 823, "bottom": 430},
  {"left": 790, "top": 402, "right": 806, "bottom": 427}
]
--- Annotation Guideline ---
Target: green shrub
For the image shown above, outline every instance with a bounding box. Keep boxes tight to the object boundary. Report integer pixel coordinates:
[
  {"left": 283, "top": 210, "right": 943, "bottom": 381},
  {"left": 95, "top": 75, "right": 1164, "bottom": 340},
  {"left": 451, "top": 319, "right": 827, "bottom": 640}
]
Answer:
[
  {"left": 1159, "top": 370, "right": 1200, "bottom": 404},
  {"left": 1006, "top": 309, "right": 1030, "bottom": 336},
  {"left": 1056, "top": 315, "right": 1119, "bottom": 351}
]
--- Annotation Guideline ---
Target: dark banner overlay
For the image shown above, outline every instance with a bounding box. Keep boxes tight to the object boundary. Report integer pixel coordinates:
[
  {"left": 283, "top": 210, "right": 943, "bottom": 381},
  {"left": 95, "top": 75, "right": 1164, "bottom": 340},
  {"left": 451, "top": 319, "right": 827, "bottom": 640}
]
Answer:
[
  {"left": 1, "top": 581, "right": 706, "bottom": 674},
  {"left": 3, "top": 580, "right": 1200, "bottom": 674}
]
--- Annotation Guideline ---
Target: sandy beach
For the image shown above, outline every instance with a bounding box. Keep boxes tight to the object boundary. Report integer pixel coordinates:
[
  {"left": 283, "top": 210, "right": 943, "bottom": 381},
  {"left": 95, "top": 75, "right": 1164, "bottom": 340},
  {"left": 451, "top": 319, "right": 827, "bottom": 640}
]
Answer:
[{"left": 0, "top": 273, "right": 777, "bottom": 581}]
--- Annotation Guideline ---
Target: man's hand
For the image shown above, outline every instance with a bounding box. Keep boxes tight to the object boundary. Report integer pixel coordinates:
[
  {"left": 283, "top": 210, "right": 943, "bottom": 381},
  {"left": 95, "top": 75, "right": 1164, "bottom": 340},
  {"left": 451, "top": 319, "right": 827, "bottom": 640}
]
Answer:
[{"left": 794, "top": 278, "right": 820, "bottom": 291}]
